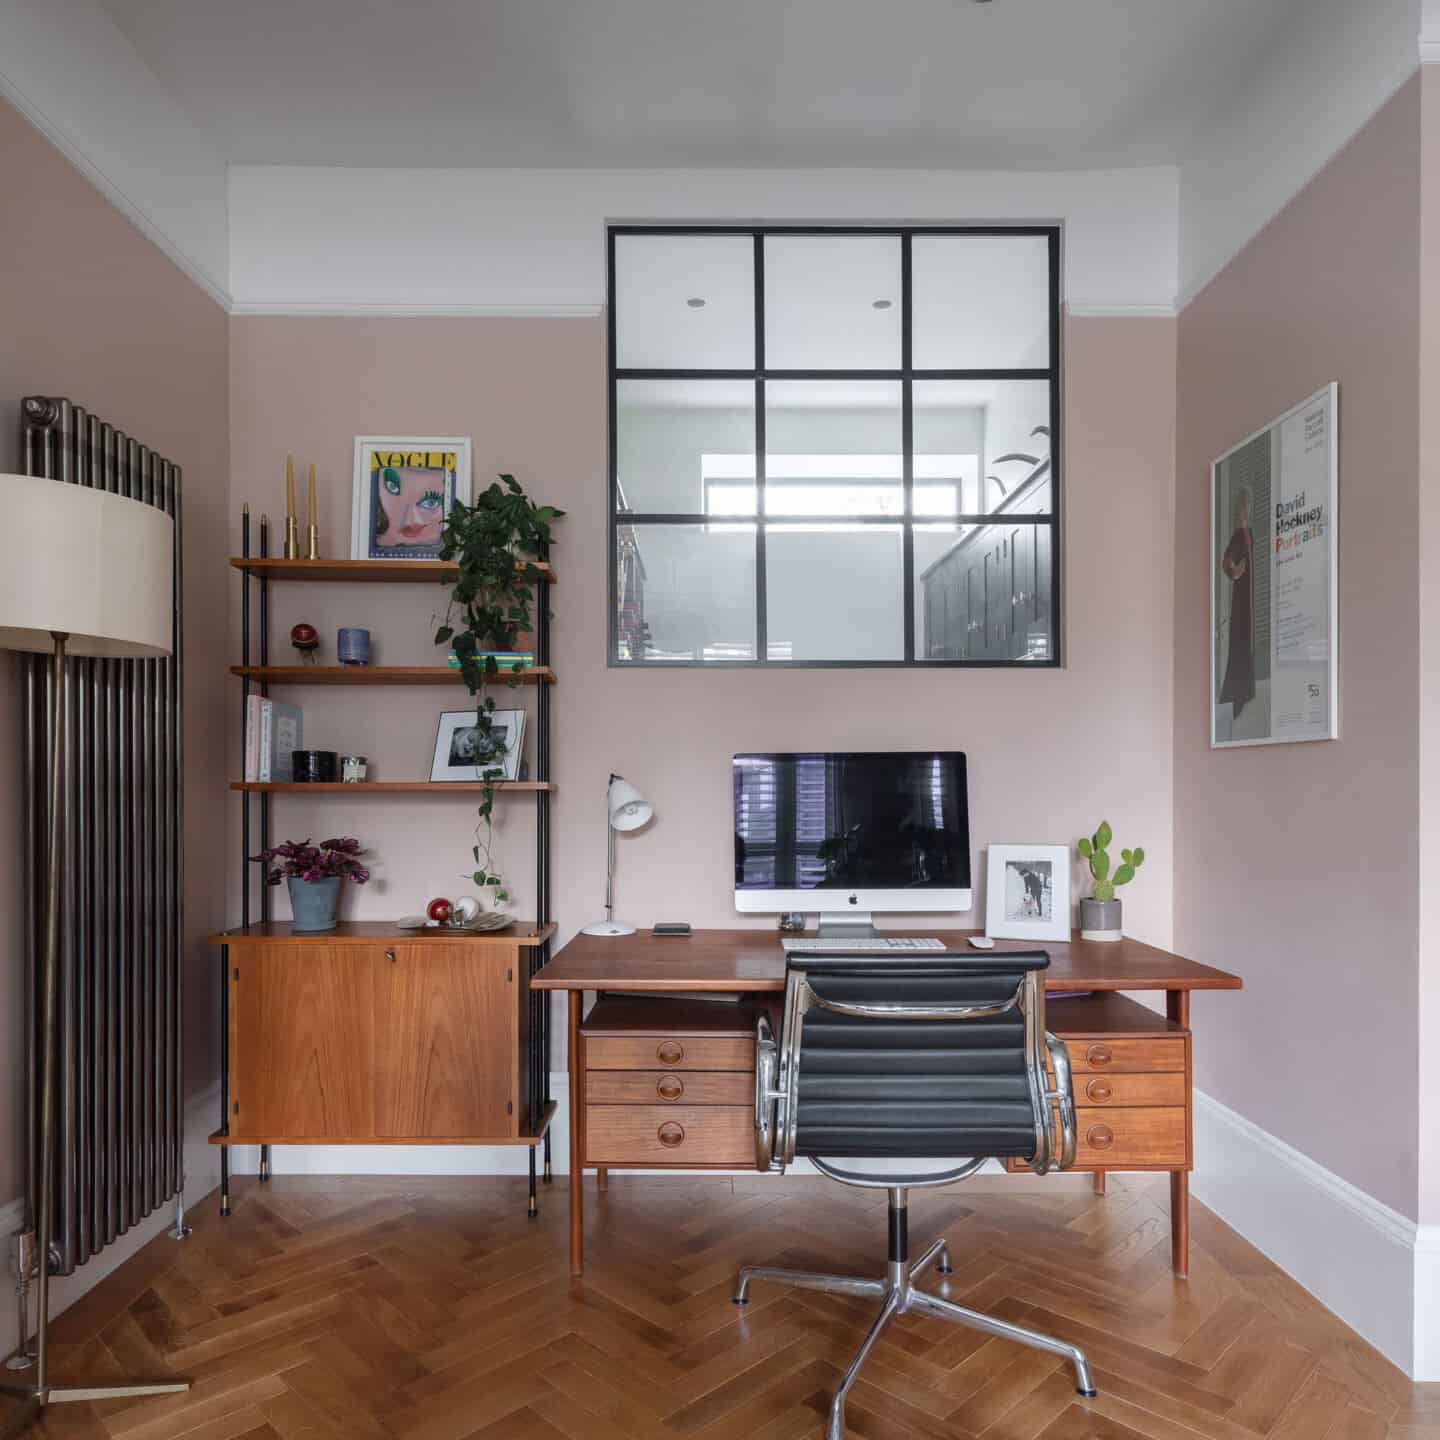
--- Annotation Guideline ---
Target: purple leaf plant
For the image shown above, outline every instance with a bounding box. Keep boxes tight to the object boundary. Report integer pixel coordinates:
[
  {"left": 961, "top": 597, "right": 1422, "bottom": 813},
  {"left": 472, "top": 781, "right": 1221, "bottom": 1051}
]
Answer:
[{"left": 249, "top": 836, "right": 371, "bottom": 886}]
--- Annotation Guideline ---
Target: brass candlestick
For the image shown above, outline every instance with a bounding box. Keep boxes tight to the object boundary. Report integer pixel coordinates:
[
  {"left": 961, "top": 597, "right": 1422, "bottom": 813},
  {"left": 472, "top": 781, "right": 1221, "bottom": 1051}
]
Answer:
[
  {"left": 283, "top": 453, "right": 300, "bottom": 559},
  {"left": 306, "top": 461, "right": 320, "bottom": 559}
]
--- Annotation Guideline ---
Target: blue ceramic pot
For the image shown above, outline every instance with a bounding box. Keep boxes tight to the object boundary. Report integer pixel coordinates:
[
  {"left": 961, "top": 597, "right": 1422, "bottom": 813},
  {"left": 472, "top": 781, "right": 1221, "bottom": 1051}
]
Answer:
[
  {"left": 337, "top": 628, "right": 371, "bottom": 666},
  {"left": 288, "top": 875, "right": 340, "bottom": 932}
]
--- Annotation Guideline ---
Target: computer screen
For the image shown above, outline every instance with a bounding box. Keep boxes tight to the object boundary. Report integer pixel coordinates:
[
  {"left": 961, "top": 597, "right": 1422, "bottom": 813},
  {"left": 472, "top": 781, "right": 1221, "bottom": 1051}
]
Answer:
[{"left": 732, "top": 752, "right": 971, "bottom": 913}]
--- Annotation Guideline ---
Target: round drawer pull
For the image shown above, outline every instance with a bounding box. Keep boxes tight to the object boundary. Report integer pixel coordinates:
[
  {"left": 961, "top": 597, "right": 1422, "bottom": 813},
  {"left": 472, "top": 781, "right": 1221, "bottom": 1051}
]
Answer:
[
  {"left": 656, "top": 1074, "right": 684, "bottom": 1102},
  {"left": 1086, "top": 1044, "right": 1114, "bottom": 1067},
  {"left": 1086, "top": 1123, "right": 1115, "bottom": 1151},
  {"left": 657, "top": 1121, "right": 686, "bottom": 1149},
  {"left": 656, "top": 1040, "right": 685, "bottom": 1065},
  {"left": 1085, "top": 1078, "right": 1113, "bottom": 1104}
]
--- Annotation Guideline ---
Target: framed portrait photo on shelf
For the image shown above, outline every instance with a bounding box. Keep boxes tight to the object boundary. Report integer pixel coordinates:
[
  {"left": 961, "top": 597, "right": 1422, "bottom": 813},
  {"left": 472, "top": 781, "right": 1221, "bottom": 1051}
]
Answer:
[
  {"left": 351, "top": 435, "right": 471, "bottom": 561},
  {"left": 1211, "top": 384, "right": 1338, "bottom": 749},
  {"left": 984, "top": 844, "right": 1071, "bottom": 943},
  {"left": 431, "top": 707, "right": 526, "bottom": 784}
]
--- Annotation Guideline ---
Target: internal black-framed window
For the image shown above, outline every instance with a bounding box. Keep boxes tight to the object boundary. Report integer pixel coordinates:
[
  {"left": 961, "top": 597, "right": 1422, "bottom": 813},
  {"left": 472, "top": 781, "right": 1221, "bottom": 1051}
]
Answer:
[{"left": 607, "top": 224, "right": 1061, "bottom": 668}]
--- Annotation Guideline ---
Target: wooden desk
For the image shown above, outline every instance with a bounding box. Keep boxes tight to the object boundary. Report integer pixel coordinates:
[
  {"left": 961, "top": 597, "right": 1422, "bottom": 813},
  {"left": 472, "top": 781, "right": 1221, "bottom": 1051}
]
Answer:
[{"left": 533, "top": 929, "right": 1242, "bottom": 1278}]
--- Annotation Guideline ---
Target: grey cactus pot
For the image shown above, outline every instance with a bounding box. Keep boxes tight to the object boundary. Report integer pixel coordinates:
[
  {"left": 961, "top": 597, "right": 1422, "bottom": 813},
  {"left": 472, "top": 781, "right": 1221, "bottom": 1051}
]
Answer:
[{"left": 1079, "top": 897, "right": 1122, "bottom": 942}]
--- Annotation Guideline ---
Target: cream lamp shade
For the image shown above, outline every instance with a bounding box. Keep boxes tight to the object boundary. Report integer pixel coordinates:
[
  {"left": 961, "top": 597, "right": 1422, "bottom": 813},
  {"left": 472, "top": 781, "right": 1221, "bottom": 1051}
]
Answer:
[
  {"left": 0, "top": 472, "right": 174, "bottom": 657},
  {"left": 607, "top": 775, "right": 653, "bottom": 832}
]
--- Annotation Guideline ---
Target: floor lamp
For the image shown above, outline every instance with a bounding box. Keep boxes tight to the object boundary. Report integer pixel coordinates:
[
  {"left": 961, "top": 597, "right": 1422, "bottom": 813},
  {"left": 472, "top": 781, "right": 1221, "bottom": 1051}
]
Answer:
[{"left": 0, "top": 473, "right": 190, "bottom": 1437}]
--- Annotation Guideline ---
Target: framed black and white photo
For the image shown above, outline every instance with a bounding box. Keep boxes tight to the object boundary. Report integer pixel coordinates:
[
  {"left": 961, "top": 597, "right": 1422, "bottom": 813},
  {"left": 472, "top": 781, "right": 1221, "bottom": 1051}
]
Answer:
[
  {"left": 430, "top": 708, "right": 525, "bottom": 783},
  {"left": 1211, "top": 384, "right": 1338, "bottom": 747},
  {"left": 351, "top": 435, "right": 471, "bottom": 561},
  {"left": 985, "top": 844, "right": 1070, "bottom": 942}
]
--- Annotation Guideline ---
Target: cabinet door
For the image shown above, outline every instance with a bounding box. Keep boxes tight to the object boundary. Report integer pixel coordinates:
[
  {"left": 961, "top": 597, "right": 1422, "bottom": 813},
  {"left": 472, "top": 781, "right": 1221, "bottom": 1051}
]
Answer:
[
  {"left": 373, "top": 944, "right": 518, "bottom": 1138},
  {"left": 231, "top": 945, "right": 374, "bottom": 1139}
]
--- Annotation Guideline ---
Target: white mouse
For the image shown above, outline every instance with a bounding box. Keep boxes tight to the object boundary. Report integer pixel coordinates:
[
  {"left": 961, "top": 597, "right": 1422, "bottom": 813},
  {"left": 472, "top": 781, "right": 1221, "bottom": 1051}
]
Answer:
[{"left": 968, "top": 936, "right": 996, "bottom": 950}]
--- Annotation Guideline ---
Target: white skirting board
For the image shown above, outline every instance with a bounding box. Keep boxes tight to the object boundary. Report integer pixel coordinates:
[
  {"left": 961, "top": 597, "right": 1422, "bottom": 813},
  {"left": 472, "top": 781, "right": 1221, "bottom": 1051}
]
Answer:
[
  {"left": 0, "top": 1087, "right": 222, "bottom": 1366},
  {"left": 1191, "top": 1089, "right": 1433, "bottom": 1378}
]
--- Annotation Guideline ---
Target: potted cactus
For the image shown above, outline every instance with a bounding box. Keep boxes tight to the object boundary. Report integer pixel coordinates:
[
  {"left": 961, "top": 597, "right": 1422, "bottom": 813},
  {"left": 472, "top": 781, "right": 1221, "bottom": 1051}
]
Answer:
[{"left": 1077, "top": 821, "right": 1144, "bottom": 942}]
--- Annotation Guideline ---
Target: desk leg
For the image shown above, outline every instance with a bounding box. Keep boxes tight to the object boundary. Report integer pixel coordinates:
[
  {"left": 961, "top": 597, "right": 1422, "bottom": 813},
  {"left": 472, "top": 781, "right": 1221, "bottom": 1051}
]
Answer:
[
  {"left": 1167, "top": 988, "right": 1191, "bottom": 1279},
  {"left": 1092, "top": 1172, "right": 1106, "bottom": 1197},
  {"left": 597, "top": 1168, "right": 608, "bottom": 1192},
  {"left": 568, "top": 991, "right": 584, "bottom": 1277}
]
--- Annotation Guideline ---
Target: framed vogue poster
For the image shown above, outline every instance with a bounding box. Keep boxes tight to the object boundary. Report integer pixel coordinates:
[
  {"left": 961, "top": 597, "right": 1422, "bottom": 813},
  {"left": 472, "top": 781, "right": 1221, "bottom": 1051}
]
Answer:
[
  {"left": 351, "top": 436, "right": 471, "bottom": 561},
  {"left": 1211, "top": 384, "right": 1338, "bottom": 749}
]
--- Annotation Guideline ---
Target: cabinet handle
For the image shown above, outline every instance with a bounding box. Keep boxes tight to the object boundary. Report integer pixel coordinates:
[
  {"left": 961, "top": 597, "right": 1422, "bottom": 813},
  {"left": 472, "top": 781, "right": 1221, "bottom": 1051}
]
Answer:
[
  {"left": 657, "top": 1122, "right": 686, "bottom": 1149},
  {"left": 1085, "top": 1078, "right": 1113, "bottom": 1104},
  {"left": 1086, "top": 1123, "right": 1115, "bottom": 1150},
  {"left": 385, "top": 949, "right": 397, "bottom": 963},
  {"left": 656, "top": 1074, "right": 684, "bottom": 1102},
  {"left": 1086, "top": 1044, "right": 1113, "bottom": 1067},
  {"left": 656, "top": 1040, "right": 684, "bottom": 1065}
]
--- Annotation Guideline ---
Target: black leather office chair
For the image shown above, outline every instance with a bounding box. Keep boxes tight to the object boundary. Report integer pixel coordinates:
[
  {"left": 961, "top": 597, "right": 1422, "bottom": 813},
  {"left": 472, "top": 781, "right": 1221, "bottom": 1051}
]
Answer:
[{"left": 735, "top": 949, "right": 1095, "bottom": 1439}]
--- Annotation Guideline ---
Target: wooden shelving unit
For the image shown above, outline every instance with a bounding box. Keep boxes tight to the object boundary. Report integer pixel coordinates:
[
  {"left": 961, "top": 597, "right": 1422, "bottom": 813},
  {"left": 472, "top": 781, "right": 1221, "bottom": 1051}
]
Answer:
[
  {"left": 230, "top": 664, "right": 555, "bottom": 686},
  {"left": 229, "top": 780, "right": 556, "bottom": 794},
  {"left": 224, "top": 529, "right": 558, "bottom": 1216}
]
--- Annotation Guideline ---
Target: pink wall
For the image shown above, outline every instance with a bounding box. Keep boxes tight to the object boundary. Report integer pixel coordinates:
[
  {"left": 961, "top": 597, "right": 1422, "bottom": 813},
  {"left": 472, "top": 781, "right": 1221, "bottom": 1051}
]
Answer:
[
  {"left": 1175, "top": 79, "right": 1422, "bottom": 1218},
  {"left": 228, "top": 312, "right": 1177, "bottom": 1060},
  {"left": 1420, "top": 67, "right": 1440, "bottom": 1228},
  {"left": 0, "top": 98, "right": 231, "bottom": 1207}
]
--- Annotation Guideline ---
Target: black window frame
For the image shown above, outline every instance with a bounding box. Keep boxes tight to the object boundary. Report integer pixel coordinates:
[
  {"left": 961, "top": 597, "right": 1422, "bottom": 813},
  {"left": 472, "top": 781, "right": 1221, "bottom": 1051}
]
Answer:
[{"left": 606, "top": 223, "right": 1062, "bottom": 669}]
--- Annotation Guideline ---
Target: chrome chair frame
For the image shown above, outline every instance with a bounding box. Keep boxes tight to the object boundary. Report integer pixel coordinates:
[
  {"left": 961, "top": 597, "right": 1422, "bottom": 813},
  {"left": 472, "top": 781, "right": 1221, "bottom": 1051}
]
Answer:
[{"left": 737, "top": 963, "right": 1094, "bottom": 1440}]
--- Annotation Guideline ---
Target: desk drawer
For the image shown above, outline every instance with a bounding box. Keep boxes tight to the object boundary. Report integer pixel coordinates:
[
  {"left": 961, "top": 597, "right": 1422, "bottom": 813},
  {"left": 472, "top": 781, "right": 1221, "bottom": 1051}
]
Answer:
[
  {"left": 586, "top": 1105, "right": 754, "bottom": 1165},
  {"left": 586, "top": 1036, "right": 754, "bottom": 1071},
  {"left": 586, "top": 1071, "right": 753, "bottom": 1106},
  {"left": 1006, "top": 1106, "right": 1187, "bottom": 1171},
  {"left": 1066, "top": 1037, "right": 1185, "bottom": 1073},
  {"left": 1076, "top": 1073, "right": 1186, "bottom": 1108}
]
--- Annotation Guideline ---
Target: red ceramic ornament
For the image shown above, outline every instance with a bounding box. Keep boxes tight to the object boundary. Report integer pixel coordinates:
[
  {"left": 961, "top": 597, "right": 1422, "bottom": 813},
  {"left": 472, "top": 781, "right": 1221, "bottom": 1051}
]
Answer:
[{"left": 427, "top": 897, "right": 453, "bottom": 924}]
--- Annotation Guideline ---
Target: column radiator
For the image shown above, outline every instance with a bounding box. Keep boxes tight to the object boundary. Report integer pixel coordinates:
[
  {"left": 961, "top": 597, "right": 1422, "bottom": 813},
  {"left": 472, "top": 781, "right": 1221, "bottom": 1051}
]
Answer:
[{"left": 18, "top": 395, "right": 185, "bottom": 1276}]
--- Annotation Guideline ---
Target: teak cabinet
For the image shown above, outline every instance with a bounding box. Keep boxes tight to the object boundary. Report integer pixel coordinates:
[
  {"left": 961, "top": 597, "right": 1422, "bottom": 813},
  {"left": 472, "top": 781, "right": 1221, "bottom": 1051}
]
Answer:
[{"left": 212, "top": 922, "right": 556, "bottom": 1147}]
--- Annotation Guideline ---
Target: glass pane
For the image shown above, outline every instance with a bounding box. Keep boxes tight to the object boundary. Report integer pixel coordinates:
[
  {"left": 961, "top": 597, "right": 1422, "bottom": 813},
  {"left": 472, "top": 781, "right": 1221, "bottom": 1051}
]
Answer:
[
  {"left": 615, "top": 522, "right": 756, "bottom": 662},
  {"left": 765, "top": 524, "right": 902, "bottom": 661},
  {"left": 765, "top": 381, "right": 903, "bottom": 517},
  {"left": 914, "top": 522, "right": 1053, "bottom": 662},
  {"left": 913, "top": 380, "right": 1053, "bottom": 517},
  {"left": 764, "top": 235, "right": 902, "bottom": 370},
  {"left": 912, "top": 235, "right": 1051, "bottom": 370},
  {"left": 614, "top": 234, "right": 754, "bottom": 370},
  {"left": 617, "top": 380, "right": 756, "bottom": 516}
]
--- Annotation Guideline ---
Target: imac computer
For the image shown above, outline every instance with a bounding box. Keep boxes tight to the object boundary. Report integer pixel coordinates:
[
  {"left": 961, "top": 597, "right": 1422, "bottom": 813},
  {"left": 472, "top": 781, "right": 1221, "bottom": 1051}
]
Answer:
[{"left": 733, "top": 751, "right": 971, "bottom": 938}]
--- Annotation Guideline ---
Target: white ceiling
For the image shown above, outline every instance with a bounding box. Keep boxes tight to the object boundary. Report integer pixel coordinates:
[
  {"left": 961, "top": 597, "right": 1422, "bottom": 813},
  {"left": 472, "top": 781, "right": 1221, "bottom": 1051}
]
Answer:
[{"left": 99, "top": 0, "right": 1302, "bottom": 170}]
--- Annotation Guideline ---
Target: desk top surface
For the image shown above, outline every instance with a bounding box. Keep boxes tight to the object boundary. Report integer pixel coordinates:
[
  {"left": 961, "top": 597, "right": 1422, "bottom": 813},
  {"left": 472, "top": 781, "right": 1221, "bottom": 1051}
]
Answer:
[{"left": 532, "top": 928, "right": 1243, "bottom": 993}]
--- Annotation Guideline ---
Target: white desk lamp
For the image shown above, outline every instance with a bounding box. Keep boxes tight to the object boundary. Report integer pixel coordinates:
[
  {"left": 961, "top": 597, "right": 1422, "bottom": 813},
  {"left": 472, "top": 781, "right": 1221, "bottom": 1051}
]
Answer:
[
  {"left": 0, "top": 473, "right": 189, "bottom": 1430},
  {"left": 582, "top": 773, "right": 653, "bottom": 937}
]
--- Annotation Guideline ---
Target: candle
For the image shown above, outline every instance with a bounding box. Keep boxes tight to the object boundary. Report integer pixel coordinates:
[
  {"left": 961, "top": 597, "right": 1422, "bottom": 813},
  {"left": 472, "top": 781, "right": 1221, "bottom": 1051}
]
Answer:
[
  {"left": 286, "top": 453, "right": 295, "bottom": 518},
  {"left": 308, "top": 462, "right": 316, "bottom": 529}
]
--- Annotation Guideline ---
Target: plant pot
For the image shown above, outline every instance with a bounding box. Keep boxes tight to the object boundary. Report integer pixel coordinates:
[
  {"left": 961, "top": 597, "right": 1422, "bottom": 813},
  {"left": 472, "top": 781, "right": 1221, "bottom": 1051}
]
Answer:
[
  {"left": 288, "top": 876, "right": 341, "bottom": 932},
  {"left": 1079, "top": 897, "right": 1122, "bottom": 942}
]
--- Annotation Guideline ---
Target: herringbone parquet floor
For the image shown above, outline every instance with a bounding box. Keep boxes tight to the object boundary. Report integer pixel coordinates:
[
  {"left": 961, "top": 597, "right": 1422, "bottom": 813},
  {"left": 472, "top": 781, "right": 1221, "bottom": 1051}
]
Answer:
[{"left": 4, "top": 1172, "right": 1437, "bottom": 1440}]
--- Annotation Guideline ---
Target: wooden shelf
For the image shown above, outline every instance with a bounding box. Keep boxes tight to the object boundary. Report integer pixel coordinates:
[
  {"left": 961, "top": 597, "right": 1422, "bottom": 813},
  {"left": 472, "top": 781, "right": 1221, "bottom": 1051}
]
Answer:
[
  {"left": 208, "top": 1101, "right": 558, "bottom": 1149},
  {"left": 229, "top": 780, "right": 555, "bottom": 793},
  {"left": 229, "top": 557, "right": 557, "bottom": 585},
  {"left": 231, "top": 664, "right": 555, "bottom": 686},
  {"left": 210, "top": 920, "right": 556, "bottom": 947}
]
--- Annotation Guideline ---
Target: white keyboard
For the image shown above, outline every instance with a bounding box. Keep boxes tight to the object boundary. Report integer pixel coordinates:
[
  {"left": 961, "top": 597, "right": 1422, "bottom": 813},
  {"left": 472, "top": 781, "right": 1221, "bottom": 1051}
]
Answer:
[{"left": 781, "top": 937, "right": 947, "bottom": 952}]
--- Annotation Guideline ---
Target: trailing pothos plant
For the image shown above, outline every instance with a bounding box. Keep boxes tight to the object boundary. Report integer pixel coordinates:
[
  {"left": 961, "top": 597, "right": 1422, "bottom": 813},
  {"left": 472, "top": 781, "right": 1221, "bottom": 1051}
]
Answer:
[{"left": 434, "top": 474, "right": 563, "bottom": 904}]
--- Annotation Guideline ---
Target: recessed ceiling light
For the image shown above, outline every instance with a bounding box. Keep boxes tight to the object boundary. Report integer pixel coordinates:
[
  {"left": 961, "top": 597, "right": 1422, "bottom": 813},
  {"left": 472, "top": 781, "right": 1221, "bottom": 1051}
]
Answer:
[
  {"left": 872, "top": 299, "right": 893, "bottom": 310},
  {"left": 686, "top": 297, "right": 706, "bottom": 308}
]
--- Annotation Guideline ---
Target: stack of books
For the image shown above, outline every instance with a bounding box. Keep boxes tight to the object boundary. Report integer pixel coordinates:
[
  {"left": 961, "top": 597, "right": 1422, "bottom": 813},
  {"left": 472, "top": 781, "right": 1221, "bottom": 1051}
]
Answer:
[{"left": 243, "top": 696, "right": 304, "bottom": 782}]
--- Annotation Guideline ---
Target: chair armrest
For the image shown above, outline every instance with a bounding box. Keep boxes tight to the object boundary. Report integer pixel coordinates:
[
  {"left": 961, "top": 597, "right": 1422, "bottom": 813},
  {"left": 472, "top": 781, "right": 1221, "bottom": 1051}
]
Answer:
[
  {"left": 754, "top": 1012, "right": 784, "bottom": 1172},
  {"left": 1043, "top": 1030, "right": 1077, "bottom": 1171}
]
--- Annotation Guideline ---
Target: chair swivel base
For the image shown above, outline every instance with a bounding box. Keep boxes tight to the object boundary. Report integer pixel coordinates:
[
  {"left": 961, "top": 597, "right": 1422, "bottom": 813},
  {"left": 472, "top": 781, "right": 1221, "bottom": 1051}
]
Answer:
[{"left": 733, "top": 1238, "right": 1096, "bottom": 1440}]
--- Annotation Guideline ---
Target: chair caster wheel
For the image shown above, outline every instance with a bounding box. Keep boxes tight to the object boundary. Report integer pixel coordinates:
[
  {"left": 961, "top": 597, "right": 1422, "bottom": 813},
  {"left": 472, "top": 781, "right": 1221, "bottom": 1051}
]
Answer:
[
  {"left": 1079, "top": 1389, "right": 1098, "bottom": 1398},
  {"left": 937, "top": 1263, "right": 952, "bottom": 1275},
  {"left": 732, "top": 1296, "right": 749, "bottom": 1306}
]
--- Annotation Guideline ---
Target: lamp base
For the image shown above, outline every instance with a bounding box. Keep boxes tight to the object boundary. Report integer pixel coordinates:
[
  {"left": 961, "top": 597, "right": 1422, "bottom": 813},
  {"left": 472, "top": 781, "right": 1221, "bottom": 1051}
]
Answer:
[{"left": 581, "top": 920, "right": 637, "bottom": 937}]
